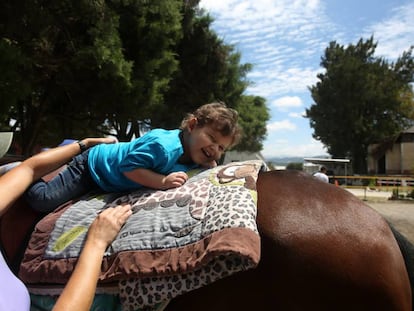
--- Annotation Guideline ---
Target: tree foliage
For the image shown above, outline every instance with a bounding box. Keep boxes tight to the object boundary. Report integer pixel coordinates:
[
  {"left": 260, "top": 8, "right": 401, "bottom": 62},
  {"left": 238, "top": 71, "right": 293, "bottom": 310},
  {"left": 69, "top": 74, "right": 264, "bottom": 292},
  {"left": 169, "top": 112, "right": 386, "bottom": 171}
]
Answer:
[
  {"left": 0, "top": 0, "right": 183, "bottom": 153},
  {"left": 306, "top": 37, "right": 414, "bottom": 173},
  {"left": 286, "top": 162, "right": 303, "bottom": 171},
  {"left": 234, "top": 95, "right": 269, "bottom": 152},
  {"left": 0, "top": 0, "right": 269, "bottom": 156},
  {"left": 153, "top": 7, "right": 252, "bottom": 127}
]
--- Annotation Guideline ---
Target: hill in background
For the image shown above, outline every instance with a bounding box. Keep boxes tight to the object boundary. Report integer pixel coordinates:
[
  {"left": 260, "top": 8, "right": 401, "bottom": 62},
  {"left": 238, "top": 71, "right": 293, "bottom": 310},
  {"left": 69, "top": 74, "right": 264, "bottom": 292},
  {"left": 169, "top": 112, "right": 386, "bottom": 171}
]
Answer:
[{"left": 266, "top": 155, "right": 329, "bottom": 166}]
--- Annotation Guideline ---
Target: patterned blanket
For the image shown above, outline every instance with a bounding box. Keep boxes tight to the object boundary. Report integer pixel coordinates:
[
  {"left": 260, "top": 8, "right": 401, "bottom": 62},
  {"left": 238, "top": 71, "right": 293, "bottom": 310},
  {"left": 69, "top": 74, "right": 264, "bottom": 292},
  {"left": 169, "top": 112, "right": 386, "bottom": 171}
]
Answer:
[{"left": 19, "top": 160, "right": 264, "bottom": 310}]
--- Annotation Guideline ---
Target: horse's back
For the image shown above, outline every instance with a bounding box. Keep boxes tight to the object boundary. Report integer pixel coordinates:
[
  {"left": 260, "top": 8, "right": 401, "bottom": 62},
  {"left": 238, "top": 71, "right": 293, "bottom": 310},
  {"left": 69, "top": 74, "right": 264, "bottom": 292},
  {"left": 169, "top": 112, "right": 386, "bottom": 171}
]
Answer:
[{"left": 167, "top": 169, "right": 411, "bottom": 311}]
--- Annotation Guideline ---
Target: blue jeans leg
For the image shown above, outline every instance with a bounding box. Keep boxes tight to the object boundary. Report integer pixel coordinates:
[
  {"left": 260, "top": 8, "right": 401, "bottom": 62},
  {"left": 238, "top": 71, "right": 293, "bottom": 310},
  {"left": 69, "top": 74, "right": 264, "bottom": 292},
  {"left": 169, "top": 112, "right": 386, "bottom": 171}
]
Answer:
[
  {"left": 25, "top": 151, "right": 99, "bottom": 213},
  {"left": 0, "top": 161, "right": 21, "bottom": 176}
]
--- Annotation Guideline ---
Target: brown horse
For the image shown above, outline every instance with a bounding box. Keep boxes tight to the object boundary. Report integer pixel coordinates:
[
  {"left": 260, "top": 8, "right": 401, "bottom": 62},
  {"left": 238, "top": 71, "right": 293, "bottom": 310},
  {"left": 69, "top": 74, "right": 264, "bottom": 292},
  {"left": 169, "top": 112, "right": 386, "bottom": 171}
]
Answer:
[
  {"left": 166, "top": 169, "right": 413, "bottom": 311},
  {"left": 1, "top": 169, "right": 412, "bottom": 310}
]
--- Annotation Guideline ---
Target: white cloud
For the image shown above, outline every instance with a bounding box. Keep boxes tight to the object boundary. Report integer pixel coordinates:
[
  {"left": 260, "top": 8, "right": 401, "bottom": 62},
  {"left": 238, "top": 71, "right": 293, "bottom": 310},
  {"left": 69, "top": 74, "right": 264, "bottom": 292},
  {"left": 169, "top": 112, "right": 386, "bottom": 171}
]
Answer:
[
  {"left": 289, "top": 111, "right": 306, "bottom": 118},
  {"left": 199, "top": 0, "right": 233, "bottom": 13},
  {"left": 246, "top": 66, "right": 321, "bottom": 97},
  {"left": 200, "top": 0, "right": 332, "bottom": 101},
  {"left": 199, "top": 0, "right": 414, "bottom": 160},
  {"left": 266, "top": 119, "right": 296, "bottom": 132},
  {"left": 262, "top": 138, "right": 327, "bottom": 158},
  {"left": 272, "top": 96, "right": 302, "bottom": 111},
  {"left": 365, "top": 3, "right": 414, "bottom": 59}
]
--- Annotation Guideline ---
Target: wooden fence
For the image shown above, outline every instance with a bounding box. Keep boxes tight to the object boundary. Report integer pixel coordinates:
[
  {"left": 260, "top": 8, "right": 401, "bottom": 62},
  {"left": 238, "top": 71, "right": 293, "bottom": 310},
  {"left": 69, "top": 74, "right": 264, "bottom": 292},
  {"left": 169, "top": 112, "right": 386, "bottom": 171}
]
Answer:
[{"left": 330, "top": 175, "right": 414, "bottom": 194}]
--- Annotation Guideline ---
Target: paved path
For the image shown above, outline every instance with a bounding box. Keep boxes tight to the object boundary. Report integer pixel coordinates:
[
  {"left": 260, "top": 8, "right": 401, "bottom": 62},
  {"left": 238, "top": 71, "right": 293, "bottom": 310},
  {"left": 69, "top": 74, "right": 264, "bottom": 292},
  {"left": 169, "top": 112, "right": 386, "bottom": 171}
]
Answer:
[{"left": 345, "top": 188, "right": 393, "bottom": 201}]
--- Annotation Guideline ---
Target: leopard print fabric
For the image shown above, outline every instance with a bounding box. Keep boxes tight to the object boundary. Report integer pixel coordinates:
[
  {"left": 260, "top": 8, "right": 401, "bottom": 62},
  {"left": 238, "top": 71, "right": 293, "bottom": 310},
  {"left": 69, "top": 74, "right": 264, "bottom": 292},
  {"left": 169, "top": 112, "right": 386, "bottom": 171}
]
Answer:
[
  {"left": 118, "top": 160, "right": 263, "bottom": 310},
  {"left": 119, "top": 256, "right": 253, "bottom": 311},
  {"left": 23, "top": 160, "right": 263, "bottom": 311}
]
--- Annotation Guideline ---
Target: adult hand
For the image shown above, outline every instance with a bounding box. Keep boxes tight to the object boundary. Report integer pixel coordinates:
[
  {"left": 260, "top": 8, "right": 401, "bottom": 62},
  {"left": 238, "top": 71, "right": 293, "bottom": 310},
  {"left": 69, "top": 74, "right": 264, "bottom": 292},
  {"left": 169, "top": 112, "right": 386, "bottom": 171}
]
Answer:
[{"left": 87, "top": 204, "right": 132, "bottom": 250}]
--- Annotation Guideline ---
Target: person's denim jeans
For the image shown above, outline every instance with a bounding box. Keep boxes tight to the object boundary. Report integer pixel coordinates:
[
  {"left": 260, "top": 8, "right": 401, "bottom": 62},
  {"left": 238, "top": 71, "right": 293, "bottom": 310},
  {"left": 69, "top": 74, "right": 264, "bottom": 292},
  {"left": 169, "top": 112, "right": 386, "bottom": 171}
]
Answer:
[
  {"left": 0, "top": 161, "right": 21, "bottom": 176},
  {"left": 25, "top": 150, "right": 99, "bottom": 213}
]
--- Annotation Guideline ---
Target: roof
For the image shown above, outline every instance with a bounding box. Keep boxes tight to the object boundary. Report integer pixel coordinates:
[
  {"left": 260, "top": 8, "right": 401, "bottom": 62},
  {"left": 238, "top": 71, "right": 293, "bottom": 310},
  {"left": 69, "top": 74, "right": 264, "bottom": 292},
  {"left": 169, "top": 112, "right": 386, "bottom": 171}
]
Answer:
[
  {"left": 303, "top": 157, "right": 350, "bottom": 164},
  {"left": 402, "top": 125, "right": 414, "bottom": 134},
  {"left": 222, "top": 150, "right": 266, "bottom": 164}
]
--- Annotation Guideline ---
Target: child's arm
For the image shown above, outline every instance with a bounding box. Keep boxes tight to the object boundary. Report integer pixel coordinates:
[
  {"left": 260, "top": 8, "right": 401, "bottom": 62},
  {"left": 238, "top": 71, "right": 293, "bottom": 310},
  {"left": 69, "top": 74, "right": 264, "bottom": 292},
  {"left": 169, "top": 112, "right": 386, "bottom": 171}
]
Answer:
[{"left": 123, "top": 168, "right": 188, "bottom": 190}]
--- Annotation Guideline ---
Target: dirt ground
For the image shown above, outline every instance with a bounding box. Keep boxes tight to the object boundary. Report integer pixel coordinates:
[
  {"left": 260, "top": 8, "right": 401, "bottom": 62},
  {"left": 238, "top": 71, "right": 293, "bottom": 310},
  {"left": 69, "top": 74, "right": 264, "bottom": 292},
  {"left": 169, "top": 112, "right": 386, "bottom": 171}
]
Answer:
[{"left": 366, "top": 200, "right": 414, "bottom": 243}]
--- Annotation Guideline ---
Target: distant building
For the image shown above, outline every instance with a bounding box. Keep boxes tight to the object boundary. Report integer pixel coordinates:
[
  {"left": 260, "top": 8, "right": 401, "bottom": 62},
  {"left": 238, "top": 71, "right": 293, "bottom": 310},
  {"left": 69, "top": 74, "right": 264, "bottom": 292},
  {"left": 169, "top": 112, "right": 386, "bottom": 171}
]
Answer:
[
  {"left": 221, "top": 150, "right": 268, "bottom": 169},
  {"left": 303, "top": 157, "right": 351, "bottom": 177},
  {"left": 367, "top": 126, "right": 414, "bottom": 175}
]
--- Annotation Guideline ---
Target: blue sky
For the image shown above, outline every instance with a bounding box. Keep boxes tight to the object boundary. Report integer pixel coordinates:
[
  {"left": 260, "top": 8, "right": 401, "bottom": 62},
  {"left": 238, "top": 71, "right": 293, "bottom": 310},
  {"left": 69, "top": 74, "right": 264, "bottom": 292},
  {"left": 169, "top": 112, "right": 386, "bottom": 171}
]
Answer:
[{"left": 198, "top": 0, "right": 414, "bottom": 159}]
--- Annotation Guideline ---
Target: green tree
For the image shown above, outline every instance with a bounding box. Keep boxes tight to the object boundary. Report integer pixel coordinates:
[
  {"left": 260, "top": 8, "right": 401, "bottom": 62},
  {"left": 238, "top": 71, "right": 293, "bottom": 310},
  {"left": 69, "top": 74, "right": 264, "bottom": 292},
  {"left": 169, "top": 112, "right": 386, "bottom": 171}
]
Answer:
[
  {"left": 234, "top": 95, "right": 269, "bottom": 152},
  {"left": 0, "top": 0, "right": 268, "bottom": 155},
  {"left": 159, "top": 6, "right": 268, "bottom": 152},
  {"left": 107, "top": 0, "right": 183, "bottom": 140},
  {"left": 0, "top": 1, "right": 131, "bottom": 152},
  {"left": 157, "top": 7, "right": 251, "bottom": 126},
  {"left": 286, "top": 162, "right": 303, "bottom": 170},
  {"left": 306, "top": 37, "right": 414, "bottom": 173},
  {"left": 0, "top": 39, "right": 31, "bottom": 131},
  {"left": 0, "top": 0, "right": 182, "bottom": 154}
]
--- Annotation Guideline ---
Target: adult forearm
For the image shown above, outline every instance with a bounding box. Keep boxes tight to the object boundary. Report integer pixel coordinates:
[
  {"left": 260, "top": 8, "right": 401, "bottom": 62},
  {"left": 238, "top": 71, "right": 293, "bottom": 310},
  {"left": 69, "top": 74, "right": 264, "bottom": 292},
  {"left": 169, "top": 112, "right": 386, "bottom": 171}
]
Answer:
[
  {"left": 0, "top": 140, "right": 86, "bottom": 216},
  {"left": 0, "top": 137, "right": 116, "bottom": 216},
  {"left": 52, "top": 204, "right": 131, "bottom": 311},
  {"left": 27, "top": 138, "right": 112, "bottom": 181},
  {"left": 26, "top": 142, "right": 83, "bottom": 180},
  {"left": 52, "top": 240, "right": 106, "bottom": 311}
]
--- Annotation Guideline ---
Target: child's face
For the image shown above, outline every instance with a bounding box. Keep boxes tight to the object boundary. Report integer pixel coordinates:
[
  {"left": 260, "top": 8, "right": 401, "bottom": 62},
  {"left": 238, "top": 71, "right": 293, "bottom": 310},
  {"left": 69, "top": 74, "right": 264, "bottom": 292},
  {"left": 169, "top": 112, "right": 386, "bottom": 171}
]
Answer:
[{"left": 187, "top": 121, "right": 233, "bottom": 166}]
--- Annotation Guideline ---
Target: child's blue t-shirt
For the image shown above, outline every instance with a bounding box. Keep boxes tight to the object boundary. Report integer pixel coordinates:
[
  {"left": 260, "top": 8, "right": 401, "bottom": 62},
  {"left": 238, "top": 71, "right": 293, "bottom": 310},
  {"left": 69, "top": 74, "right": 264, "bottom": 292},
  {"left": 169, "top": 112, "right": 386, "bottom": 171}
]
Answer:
[{"left": 88, "top": 129, "right": 198, "bottom": 192}]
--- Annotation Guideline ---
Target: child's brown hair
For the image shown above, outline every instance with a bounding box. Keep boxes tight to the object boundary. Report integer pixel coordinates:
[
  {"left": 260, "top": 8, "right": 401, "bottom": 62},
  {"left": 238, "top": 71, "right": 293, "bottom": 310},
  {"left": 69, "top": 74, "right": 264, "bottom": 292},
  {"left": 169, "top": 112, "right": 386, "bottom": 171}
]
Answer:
[{"left": 180, "top": 102, "right": 242, "bottom": 148}]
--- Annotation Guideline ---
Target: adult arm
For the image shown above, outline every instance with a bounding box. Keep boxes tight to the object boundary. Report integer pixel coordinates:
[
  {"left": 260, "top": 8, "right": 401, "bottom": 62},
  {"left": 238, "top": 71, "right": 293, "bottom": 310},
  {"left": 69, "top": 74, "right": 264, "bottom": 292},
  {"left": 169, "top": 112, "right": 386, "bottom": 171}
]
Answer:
[
  {"left": 0, "top": 136, "right": 129, "bottom": 311},
  {"left": 52, "top": 204, "right": 132, "bottom": 311},
  {"left": 0, "top": 137, "right": 116, "bottom": 217}
]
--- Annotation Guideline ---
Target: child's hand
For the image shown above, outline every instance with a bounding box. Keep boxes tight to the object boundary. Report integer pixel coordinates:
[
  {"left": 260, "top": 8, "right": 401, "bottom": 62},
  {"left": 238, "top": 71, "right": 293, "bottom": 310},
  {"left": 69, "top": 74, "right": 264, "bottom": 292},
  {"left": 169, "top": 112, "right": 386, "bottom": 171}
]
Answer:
[{"left": 162, "top": 172, "right": 188, "bottom": 189}]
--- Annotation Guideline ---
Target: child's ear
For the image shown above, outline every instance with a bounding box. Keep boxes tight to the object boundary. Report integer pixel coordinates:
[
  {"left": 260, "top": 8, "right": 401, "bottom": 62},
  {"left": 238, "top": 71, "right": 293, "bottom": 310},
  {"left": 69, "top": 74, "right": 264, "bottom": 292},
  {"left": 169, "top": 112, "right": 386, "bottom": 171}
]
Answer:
[{"left": 188, "top": 117, "right": 198, "bottom": 131}]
